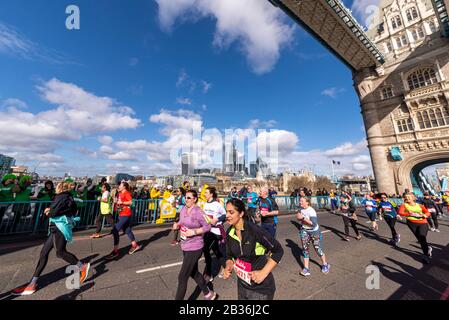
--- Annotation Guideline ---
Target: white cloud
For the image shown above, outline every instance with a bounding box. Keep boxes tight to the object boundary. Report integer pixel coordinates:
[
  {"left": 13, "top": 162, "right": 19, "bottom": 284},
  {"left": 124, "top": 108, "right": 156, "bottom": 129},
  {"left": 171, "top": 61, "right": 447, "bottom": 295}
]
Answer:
[
  {"left": 321, "top": 87, "right": 346, "bottom": 99},
  {"left": 176, "top": 97, "right": 192, "bottom": 105},
  {"left": 0, "top": 78, "right": 141, "bottom": 163},
  {"left": 0, "top": 21, "right": 74, "bottom": 64},
  {"left": 324, "top": 140, "right": 367, "bottom": 157},
  {"left": 155, "top": 0, "right": 295, "bottom": 74},
  {"left": 149, "top": 108, "right": 202, "bottom": 135},
  {"left": 1, "top": 98, "right": 28, "bottom": 109},
  {"left": 107, "top": 151, "right": 138, "bottom": 161},
  {"left": 201, "top": 80, "right": 212, "bottom": 93},
  {"left": 248, "top": 119, "right": 277, "bottom": 129},
  {"left": 98, "top": 135, "right": 114, "bottom": 145},
  {"left": 350, "top": 0, "right": 381, "bottom": 29}
]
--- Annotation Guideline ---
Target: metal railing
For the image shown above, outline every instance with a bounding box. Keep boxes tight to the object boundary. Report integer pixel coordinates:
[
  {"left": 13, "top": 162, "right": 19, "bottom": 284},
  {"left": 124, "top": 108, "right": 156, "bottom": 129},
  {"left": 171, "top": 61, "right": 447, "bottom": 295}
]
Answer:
[{"left": 0, "top": 196, "right": 404, "bottom": 236}]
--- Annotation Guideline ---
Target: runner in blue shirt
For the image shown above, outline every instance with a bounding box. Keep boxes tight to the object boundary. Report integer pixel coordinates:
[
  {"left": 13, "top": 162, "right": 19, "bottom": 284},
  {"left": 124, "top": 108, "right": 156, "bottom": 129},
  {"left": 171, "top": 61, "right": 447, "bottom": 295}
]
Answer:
[
  {"left": 361, "top": 193, "right": 379, "bottom": 231},
  {"left": 378, "top": 193, "right": 401, "bottom": 245},
  {"left": 246, "top": 185, "right": 259, "bottom": 224}
]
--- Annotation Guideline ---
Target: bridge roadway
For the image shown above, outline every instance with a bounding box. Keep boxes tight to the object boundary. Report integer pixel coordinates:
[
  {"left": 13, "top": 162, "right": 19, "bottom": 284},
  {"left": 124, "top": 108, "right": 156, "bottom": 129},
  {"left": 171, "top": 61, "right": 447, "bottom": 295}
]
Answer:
[{"left": 0, "top": 209, "right": 448, "bottom": 300}]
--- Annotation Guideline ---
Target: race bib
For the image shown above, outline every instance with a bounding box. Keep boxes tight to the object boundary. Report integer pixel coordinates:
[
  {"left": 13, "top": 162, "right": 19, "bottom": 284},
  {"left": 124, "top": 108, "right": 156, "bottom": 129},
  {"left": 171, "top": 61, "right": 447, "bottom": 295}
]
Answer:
[
  {"left": 234, "top": 259, "right": 252, "bottom": 285},
  {"left": 180, "top": 226, "right": 189, "bottom": 242},
  {"left": 428, "top": 208, "right": 436, "bottom": 213},
  {"left": 260, "top": 207, "right": 269, "bottom": 212},
  {"left": 248, "top": 196, "right": 252, "bottom": 203}
]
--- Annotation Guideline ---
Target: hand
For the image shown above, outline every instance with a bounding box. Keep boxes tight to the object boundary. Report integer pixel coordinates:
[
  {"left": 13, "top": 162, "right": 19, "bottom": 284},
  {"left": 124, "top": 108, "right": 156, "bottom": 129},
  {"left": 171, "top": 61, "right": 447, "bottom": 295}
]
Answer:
[
  {"left": 296, "top": 212, "right": 304, "bottom": 221},
  {"left": 249, "top": 270, "right": 268, "bottom": 284},
  {"left": 397, "top": 215, "right": 403, "bottom": 221},
  {"left": 210, "top": 217, "right": 219, "bottom": 225},
  {"left": 223, "top": 263, "right": 233, "bottom": 280},
  {"left": 172, "top": 222, "right": 179, "bottom": 230},
  {"left": 261, "top": 211, "right": 267, "bottom": 217},
  {"left": 185, "top": 229, "right": 196, "bottom": 237},
  {"left": 44, "top": 208, "right": 50, "bottom": 216},
  {"left": 117, "top": 200, "right": 123, "bottom": 205}
]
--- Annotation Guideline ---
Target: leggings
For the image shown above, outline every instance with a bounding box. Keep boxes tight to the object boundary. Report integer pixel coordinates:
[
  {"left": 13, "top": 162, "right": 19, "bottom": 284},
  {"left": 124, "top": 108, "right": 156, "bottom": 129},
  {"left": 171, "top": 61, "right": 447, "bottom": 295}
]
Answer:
[
  {"left": 237, "top": 280, "right": 274, "bottom": 300},
  {"left": 33, "top": 227, "right": 79, "bottom": 278},
  {"left": 342, "top": 215, "right": 360, "bottom": 237},
  {"left": 299, "top": 230, "right": 324, "bottom": 259},
  {"left": 427, "top": 210, "right": 439, "bottom": 229},
  {"left": 406, "top": 221, "right": 430, "bottom": 256},
  {"left": 383, "top": 216, "right": 398, "bottom": 239},
  {"left": 112, "top": 216, "right": 135, "bottom": 246},
  {"left": 203, "top": 232, "right": 226, "bottom": 276},
  {"left": 95, "top": 214, "right": 115, "bottom": 233},
  {"left": 175, "top": 248, "right": 210, "bottom": 300}
]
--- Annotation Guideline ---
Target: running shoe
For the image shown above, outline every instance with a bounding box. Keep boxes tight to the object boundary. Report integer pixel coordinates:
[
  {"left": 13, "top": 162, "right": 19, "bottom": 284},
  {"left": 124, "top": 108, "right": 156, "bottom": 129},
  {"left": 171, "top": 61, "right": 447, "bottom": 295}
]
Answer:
[
  {"left": 343, "top": 237, "right": 350, "bottom": 242},
  {"left": 105, "top": 250, "right": 119, "bottom": 260},
  {"left": 321, "top": 264, "right": 330, "bottom": 274},
  {"left": 396, "top": 234, "right": 401, "bottom": 243},
  {"left": 435, "top": 229, "right": 440, "bottom": 233},
  {"left": 90, "top": 233, "right": 101, "bottom": 239},
  {"left": 422, "top": 256, "right": 431, "bottom": 264},
  {"left": 12, "top": 283, "right": 37, "bottom": 296},
  {"left": 428, "top": 246, "right": 433, "bottom": 258},
  {"left": 430, "top": 227, "right": 436, "bottom": 232},
  {"left": 356, "top": 235, "right": 362, "bottom": 240},
  {"left": 170, "top": 240, "right": 179, "bottom": 246},
  {"left": 300, "top": 268, "right": 311, "bottom": 276},
  {"left": 128, "top": 244, "right": 142, "bottom": 255},
  {"left": 204, "top": 291, "right": 218, "bottom": 300},
  {"left": 79, "top": 263, "right": 90, "bottom": 285}
]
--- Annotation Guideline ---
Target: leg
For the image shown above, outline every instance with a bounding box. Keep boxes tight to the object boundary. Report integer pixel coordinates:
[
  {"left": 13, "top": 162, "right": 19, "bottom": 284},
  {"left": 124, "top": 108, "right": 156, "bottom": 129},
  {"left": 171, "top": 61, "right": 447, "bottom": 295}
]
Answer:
[
  {"left": 32, "top": 234, "right": 55, "bottom": 278},
  {"left": 95, "top": 214, "right": 103, "bottom": 233},
  {"left": 431, "top": 211, "right": 439, "bottom": 230},
  {"left": 349, "top": 218, "right": 360, "bottom": 237},
  {"left": 123, "top": 217, "right": 136, "bottom": 243},
  {"left": 190, "top": 254, "right": 211, "bottom": 296},
  {"left": 203, "top": 232, "right": 214, "bottom": 277},
  {"left": 105, "top": 214, "right": 115, "bottom": 230},
  {"left": 53, "top": 228, "right": 80, "bottom": 265},
  {"left": 407, "top": 222, "right": 429, "bottom": 256},
  {"left": 312, "top": 233, "right": 326, "bottom": 265},
  {"left": 175, "top": 249, "right": 209, "bottom": 300},
  {"left": 384, "top": 216, "right": 397, "bottom": 240},
  {"left": 210, "top": 234, "right": 226, "bottom": 270},
  {"left": 342, "top": 216, "right": 350, "bottom": 236},
  {"left": 112, "top": 216, "right": 127, "bottom": 247},
  {"left": 299, "top": 230, "right": 311, "bottom": 269}
]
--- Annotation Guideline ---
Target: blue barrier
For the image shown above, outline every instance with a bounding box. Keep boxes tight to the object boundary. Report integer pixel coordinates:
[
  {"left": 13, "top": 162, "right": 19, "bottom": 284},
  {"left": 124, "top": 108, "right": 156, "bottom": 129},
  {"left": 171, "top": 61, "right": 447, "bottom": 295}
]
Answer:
[{"left": 0, "top": 196, "right": 404, "bottom": 236}]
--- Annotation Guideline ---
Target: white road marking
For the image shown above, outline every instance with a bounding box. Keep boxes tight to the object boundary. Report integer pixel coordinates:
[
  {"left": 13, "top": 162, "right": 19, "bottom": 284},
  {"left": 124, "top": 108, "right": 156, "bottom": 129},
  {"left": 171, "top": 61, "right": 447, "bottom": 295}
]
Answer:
[
  {"left": 136, "top": 258, "right": 205, "bottom": 274},
  {"left": 322, "top": 230, "right": 331, "bottom": 234}
]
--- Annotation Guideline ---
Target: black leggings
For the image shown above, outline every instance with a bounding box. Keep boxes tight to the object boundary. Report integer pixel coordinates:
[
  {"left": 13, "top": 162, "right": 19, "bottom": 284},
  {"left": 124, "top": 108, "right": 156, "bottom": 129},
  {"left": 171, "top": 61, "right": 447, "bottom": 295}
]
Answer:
[
  {"left": 407, "top": 221, "right": 430, "bottom": 256},
  {"left": 342, "top": 215, "right": 360, "bottom": 237},
  {"left": 175, "top": 248, "right": 210, "bottom": 300},
  {"left": 95, "top": 214, "right": 115, "bottom": 233},
  {"left": 203, "top": 232, "right": 226, "bottom": 276},
  {"left": 427, "top": 210, "right": 439, "bottom": 229},
  {"left": 33, "top": 227, "right": 79, "bottom": 278},
  {"left": 384, "top": 216, "right": 397, "bottom": 239}
]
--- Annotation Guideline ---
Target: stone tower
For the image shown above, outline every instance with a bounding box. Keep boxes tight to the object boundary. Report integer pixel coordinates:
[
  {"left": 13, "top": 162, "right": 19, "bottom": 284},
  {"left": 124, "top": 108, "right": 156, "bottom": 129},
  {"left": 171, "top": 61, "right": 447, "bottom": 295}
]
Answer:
[{"left": 354, "top": 0, "right": 449, "bottom": 195}]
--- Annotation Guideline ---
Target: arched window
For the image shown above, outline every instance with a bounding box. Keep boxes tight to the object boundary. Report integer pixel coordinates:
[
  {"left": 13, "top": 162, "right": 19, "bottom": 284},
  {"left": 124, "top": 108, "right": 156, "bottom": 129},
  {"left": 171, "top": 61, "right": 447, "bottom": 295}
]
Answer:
[
  {"left": 429, "top": 109, "right": 438, "bottom": 127},
  {"left": 417, "top": 111, "right": 425, "bottom": 129},
  {"left": 423, "top": 111, "right": 431, "bottom": 128},
  {"left": 391, "top": 15, "right": 402, "bottom": 29},
  {"left": 429, "top": 21, "right": 437, "bottom": 33},
  {"left": 443, "top": 106, "right": 449, "bottom": 125},
  {"left": 407, "top": 118, "right": 414, "bottom": 131},
  {"left": 406, "top": 7, "right": 418, "bottom": 22},
  {"left": 436, "top": 108, "right": 445, "bottom": 126},
  {"left": 407, "top": 67, "right": 438, "bottom": 90}
]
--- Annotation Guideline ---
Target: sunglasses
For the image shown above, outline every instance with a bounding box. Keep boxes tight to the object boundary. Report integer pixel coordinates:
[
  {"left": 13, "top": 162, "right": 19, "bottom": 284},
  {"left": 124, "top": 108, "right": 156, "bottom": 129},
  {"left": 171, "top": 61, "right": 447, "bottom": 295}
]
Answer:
[{"left": 186, "top": 196, "right": 196, "bottom": 200}]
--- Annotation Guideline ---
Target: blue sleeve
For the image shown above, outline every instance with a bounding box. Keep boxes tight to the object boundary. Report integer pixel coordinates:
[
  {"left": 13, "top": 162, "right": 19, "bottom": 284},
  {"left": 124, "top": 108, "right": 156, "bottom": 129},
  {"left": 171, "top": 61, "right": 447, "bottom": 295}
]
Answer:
[{"left": 310, "top": 216, "right": 318, "bottom": 230}]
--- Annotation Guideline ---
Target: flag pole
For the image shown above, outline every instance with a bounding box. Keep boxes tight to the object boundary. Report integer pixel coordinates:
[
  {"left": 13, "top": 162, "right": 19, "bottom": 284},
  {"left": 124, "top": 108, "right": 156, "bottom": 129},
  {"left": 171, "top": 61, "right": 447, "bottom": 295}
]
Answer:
[{"left": 331, "top": 160, "right": 335, "bottom": 181}]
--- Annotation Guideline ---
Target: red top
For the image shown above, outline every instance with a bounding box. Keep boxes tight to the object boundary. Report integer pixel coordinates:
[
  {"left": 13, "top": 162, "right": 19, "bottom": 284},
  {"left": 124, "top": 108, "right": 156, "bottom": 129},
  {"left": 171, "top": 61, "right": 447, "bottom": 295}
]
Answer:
[{"left": 118, "top": 190, "right": 132, "bottom": 217}]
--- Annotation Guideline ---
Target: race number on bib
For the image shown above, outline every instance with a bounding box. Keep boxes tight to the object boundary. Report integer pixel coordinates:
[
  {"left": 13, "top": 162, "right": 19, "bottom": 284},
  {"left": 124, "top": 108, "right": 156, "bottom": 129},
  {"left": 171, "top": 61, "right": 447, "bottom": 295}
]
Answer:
[
  {"left": 180, "top": 226, "right": 189, "bottom": 242},
  {"left": 234, "top": 259, "right": 252, "bottom": 286}
]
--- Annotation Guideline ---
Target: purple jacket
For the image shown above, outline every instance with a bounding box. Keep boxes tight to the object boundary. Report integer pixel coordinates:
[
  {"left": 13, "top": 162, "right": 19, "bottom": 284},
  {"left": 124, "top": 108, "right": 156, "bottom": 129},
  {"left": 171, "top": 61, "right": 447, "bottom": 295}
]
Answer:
[{"left": 179, "top": 205, "right": 211, "bottom": 252}]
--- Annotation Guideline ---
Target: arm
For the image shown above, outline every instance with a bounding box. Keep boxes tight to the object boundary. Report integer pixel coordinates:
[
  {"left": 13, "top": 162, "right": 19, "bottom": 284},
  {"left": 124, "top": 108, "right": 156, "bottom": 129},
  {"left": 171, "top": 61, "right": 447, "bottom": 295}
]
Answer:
[
  {"left": 397, "top": 204, "right": 409, "bottom": 217},
  {"left": 186, "top": 208, "right": 211, "bottom": 236},
  {"left": 420, "top": 205, "right": 431, "bottom": 218}
]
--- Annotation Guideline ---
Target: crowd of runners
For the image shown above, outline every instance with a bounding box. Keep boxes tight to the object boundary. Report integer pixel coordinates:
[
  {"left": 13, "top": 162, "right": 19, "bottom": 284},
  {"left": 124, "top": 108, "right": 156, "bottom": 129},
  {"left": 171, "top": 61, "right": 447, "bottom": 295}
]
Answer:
[{"left": 3, "top": 174, "right": 448, "bottom": 300}]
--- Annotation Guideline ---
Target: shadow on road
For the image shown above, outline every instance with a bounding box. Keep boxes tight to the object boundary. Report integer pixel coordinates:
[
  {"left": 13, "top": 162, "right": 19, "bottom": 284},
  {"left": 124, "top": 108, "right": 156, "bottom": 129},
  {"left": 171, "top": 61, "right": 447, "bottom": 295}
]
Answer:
[{"left": 0, "top": 253, "right": 99, "bottom": 300}]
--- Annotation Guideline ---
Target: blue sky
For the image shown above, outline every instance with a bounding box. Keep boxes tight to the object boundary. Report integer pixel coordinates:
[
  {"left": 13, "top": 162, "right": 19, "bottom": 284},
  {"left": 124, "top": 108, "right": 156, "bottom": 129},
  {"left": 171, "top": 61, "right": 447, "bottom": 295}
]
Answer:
[{"left": 0, "top": 0, "right": 377, "bottom": 177}]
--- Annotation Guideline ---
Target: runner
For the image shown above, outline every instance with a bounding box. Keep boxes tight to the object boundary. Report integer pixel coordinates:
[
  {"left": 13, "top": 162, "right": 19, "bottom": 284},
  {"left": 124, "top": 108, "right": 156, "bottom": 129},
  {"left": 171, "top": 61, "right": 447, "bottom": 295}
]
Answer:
[
  {"left": 91, "top": 183, "right": 114, "bottom": 238},
  {"left": 173, "top": 189, "right": 218, "bottom": 300},
  {"left": 202, "top": 187, "right": 227, "bottom": 282},
  {"left": 329, "top": 189, "right": 338, "bottom": 214},
  {"left": 339, "top": 194, "right": 362, "bottom": 241},
  {"left": 12, "top": 181, "right": 90, "bottom": 296},
  {"left": 361, "top": 193, "right": 378, "bottom": 231},
  {"left": 256, "top": 187, "right": 279, "bottom": 238},
  {"left": 105, "top": 182, "right": 141, "bottom": 259},
  {"left": 296, "top": 197, "right": 330, "bottom": 276},
  {"left": 398, "top": 193, "right": 433, "bottom": 263},
  {"left": 171, "top": 188, "right": 185, "bottom": 246},
  {"left": 377, "top": 193, "right": 401, "bottom": 245},
  {"left": 420, "top": 192, "right": 440, "bottom": 232},
  {"left": 246, "top": 185, "right": 258, "bottom": 223},
  {"left": 222, "top": 198, "right": 284, "bottom": 300}
]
